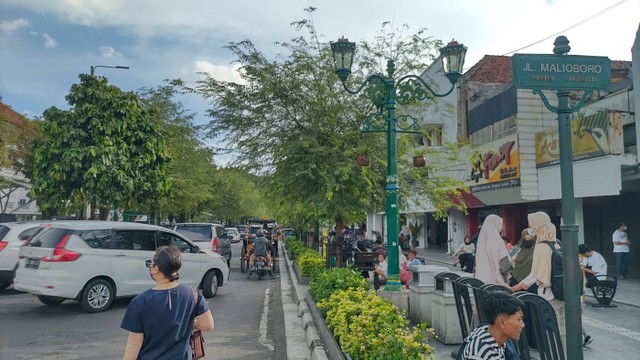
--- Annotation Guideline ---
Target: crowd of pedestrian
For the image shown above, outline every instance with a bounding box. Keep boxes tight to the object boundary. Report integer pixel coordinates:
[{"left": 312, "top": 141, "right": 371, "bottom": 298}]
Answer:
[{"left": 453, "top": 211, "right": 634, "bottom": 359}]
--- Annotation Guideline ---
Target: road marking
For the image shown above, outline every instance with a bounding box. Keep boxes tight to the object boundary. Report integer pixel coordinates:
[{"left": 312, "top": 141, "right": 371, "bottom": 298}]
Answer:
[
  {"left": 583, "top": 316, "right": 640, "bottom": 342},
  {"left": 259, "top": 288, "right": 274, "bottom": 351}
]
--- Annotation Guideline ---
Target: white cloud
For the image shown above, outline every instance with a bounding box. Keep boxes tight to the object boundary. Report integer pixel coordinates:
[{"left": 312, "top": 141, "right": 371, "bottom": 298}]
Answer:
[
  {"left": 42, "top": 33, "right": 57, "bottom": 48},
  {"left": 0, "top": 18, "right": 29, "bottom": 33},
  {"left": 194, "top": 60, "right": 244, "bottom": 83},
  {"left": 29, "top": 31, "right": 58, "bottom": 48},
  {"left": 100, "top": 46, "right": 122, "bottom": 58}
]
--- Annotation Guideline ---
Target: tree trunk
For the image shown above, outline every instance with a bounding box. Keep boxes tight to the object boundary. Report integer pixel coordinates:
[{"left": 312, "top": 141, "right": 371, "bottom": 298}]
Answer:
[{"left": 99, "top": 206, "right": 108, "bottom": 220}]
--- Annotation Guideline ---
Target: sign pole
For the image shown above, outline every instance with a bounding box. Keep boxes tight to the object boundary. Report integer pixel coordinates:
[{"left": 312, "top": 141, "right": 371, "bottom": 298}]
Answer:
[
  {"left": 512, "top": 36, "right": 612, "bottom": 360},
  {"left": 553, "top": 37, "right": 583, "bottom": 360}
]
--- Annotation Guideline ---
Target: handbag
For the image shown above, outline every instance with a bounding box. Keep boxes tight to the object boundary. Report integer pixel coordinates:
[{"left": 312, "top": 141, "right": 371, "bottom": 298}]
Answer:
[{"left": 191, "top": 287, "right": 205, "bottom": 359}]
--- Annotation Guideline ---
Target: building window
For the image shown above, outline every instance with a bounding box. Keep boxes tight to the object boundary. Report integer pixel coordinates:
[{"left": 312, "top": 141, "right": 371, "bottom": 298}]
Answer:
[
  {"left": 419, "top": 125, "right": 443, "bottom": 147},
  {"left": 18, "top": 199, "right": 27, "bottom": 206}
]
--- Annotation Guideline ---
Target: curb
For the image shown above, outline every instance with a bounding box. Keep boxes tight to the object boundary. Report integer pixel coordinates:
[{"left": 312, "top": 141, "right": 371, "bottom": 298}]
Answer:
[{"left": 282, "top": 245, "right": 329, "bottom": 360}]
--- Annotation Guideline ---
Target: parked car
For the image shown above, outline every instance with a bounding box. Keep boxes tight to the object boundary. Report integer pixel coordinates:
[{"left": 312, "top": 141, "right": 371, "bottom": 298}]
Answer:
[
  {"left": 280, "top": 228, "right": 295, "bottom": 239},
  {"left": 225, "top": 227, "right": 241, "bottom": 243},
  {"left": 0, "top": 221, "right": 43, "bottom": 291},
  {"left": 14, "top": 221, "right": 228, "bottom": 312},
  {"left": 174, "top": 223, "right": 232, "bottom": 268},
  {"left": 238, "top": 225, "right": 250, "bottom": 240}
]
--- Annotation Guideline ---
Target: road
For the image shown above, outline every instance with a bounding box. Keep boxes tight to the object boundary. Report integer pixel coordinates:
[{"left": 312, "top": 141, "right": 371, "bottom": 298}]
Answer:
[{"left": 0, "top": 241, "right": 286, "bottom": 360}]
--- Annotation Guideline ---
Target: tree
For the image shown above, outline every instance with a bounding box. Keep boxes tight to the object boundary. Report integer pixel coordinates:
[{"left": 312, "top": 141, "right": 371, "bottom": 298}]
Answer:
[
  {"left": 193, "top": 9, "right": 466, "bottom": 229},
  {"left": 137, "top": 82, "right": 217, "bottom": 219},
  {"left": 30, "top": 74, "right": 171, "bottom": 219}
]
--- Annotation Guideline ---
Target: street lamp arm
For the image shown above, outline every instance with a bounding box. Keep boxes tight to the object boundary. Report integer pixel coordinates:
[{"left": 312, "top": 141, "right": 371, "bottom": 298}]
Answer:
[
  {"left": 340, "top": 74, "right": 388, "bottom": 95},
  {"left": 395, "top": 74, "right": 456, "bottom": 100}
]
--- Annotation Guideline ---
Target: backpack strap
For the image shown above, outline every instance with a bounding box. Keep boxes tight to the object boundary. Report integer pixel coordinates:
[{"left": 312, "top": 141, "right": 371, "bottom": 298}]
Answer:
[{"left": 541, "top": 240, "right": 558, "bottom": 250}]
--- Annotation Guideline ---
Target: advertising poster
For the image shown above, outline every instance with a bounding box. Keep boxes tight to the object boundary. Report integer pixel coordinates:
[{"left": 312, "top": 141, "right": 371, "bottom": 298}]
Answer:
[
  {"left": 535, "top": 111, "right": 622, "bottom": 167},
  {"left": 468, "top": 133, "right": 520, "bottom": 192}
]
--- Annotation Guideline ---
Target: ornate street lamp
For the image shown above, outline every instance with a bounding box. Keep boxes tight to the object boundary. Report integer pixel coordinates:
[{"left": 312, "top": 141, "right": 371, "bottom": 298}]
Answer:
[{"left": 331, "top": 38, "right": 467, "bottom": 291}]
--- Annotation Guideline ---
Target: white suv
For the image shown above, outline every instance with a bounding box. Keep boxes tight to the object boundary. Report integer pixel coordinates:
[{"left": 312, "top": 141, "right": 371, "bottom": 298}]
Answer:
[
  {"left": 0, "top": 222, "right": 43, "bottom": 291},
  {"left": 14, "top": 221, "right": 229, "bottom": 312}
]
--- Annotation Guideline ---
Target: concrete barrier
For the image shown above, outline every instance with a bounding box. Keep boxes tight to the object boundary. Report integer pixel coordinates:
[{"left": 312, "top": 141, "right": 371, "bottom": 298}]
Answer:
[
  {"left": 431, "top": 274, "right": 463, "bottom": 344},
  {"left": 408, "top": 265, "right": 449, "bottom": 324}
]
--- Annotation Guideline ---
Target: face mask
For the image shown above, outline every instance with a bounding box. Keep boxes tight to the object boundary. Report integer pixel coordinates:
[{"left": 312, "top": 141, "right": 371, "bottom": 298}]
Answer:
[
  {"left": 623, "top": 226, "right": 628, "bottom": 231},
  {"left": 526, "top": 228, "right": 535, "bottom": 237},
  {"left": 522, "top": 239, "right": 534, "bottom": 248}
]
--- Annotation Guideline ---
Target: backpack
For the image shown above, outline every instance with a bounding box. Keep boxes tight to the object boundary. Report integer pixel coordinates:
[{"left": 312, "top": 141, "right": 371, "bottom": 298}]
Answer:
[{"left": 542, "top": 240, "right": 564, "bottom": 300}]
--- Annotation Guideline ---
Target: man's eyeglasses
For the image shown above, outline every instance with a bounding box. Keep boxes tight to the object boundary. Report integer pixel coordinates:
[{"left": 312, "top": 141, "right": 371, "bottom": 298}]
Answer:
[{"left": 145, "top": 260, "right": 156, "bottom": 268}]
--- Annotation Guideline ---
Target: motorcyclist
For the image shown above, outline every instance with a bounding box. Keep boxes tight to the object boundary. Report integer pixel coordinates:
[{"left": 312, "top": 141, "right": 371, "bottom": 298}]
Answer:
[{"left": 250, "top": 230, "right": 274, "bottom": 278}]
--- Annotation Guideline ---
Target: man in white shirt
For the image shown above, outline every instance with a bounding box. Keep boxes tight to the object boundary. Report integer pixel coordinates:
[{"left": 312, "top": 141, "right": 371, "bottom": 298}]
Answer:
[
  {"left": 612, "top": 223, "right": 632, "bottom": 279},
  {"left": 579, "top": 244, "right": 608, "bottom": 288}
]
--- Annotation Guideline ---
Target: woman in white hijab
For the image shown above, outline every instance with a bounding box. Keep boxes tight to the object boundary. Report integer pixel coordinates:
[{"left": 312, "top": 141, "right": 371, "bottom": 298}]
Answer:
[{"left": 474, "top": 214, "right": 512, "bottom": 286}]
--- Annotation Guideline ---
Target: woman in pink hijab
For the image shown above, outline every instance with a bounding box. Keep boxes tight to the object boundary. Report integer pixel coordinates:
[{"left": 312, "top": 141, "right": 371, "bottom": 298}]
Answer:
[{"left": 474, "top": 214, "right": 512, "bottom": 286}]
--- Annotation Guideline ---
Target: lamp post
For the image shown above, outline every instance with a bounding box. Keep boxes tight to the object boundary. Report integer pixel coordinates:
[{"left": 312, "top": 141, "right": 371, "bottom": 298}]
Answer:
[
  {"left": 331, "top": 38, "right": 467, "bottom": 290},
  {"left": 90, "top": 65, "right": 130, "bottom": 76},
  {"left": 89, "top": 64, "right": 129, "bottom": 221}
]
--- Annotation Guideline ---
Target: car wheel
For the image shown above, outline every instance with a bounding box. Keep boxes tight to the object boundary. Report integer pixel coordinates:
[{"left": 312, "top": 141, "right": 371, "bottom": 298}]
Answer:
[
  {"left": 0, "top": 282, "right": 10, "bottom": 291},
  {"left": 37, "top": 295, "right": 65, "bottom": 305},
  {"left": 80, "top": 279, "right": 114, "bottom": 313},
  {"left": 202, "top": 270, "right": 219, "bottom": 298}
]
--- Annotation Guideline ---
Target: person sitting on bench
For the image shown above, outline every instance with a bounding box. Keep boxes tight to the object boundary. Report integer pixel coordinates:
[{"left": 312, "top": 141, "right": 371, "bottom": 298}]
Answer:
[
  {"left": 579, "top": 243, "right": 608, "bottom": 288},
  {"left": 374, "top": 252, "right": 388, "bottom": 281}
]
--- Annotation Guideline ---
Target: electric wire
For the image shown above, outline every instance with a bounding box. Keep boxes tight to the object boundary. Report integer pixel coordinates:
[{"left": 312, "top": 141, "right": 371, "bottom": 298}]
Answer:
[{"left": 501, "top": 0, "right": 629, "bottom": 56}]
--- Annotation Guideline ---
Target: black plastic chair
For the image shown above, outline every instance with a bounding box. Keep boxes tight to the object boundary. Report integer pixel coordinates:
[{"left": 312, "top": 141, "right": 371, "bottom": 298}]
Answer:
[
  {"left": 590, "top": 275, "right": 618, "bottom": 308},
  {"left": 516, "top": 292, "right": 564, "bottom": 360},
  {"left": 452, "top": 277, "right": 484, "bottom": 339}
]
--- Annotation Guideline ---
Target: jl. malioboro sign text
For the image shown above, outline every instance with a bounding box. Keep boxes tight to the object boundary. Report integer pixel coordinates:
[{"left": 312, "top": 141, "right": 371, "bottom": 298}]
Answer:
[{"left": 512, "top": 54, "right": 611, "bottom": 91}]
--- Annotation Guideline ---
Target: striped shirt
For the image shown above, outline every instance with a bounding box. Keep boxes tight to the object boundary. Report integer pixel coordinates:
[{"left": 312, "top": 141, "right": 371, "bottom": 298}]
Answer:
[{"left": 460, "top": 324, "right": 505, "bottom": 360}]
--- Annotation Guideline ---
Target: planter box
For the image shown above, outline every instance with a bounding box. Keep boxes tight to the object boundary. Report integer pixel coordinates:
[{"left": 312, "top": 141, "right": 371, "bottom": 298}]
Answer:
[{"left": 293, "top": 262, "right": 311, "bottom": 285}]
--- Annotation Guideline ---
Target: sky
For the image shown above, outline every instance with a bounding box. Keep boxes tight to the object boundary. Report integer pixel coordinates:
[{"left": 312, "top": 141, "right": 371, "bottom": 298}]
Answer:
[{"left": 1, "top": 0, "right": 639, "bottom": 164}]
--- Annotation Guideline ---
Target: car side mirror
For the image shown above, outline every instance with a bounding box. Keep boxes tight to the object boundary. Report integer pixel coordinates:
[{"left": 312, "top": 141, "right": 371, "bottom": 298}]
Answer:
[{"left": 193, "top": 245, "right": 201, "bottom": 253}]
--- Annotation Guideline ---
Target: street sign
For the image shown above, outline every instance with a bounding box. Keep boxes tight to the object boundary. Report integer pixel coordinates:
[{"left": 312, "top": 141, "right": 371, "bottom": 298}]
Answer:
[{"left": 512, "top": 54, "right": 611, "bottom": 91}]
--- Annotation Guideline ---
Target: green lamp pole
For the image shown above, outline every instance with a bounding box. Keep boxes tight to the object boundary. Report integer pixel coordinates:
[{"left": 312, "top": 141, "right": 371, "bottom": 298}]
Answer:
[
  {"left": 89, "top": 64, "right": 130, "bottom": 221},
  {"left": 331, "top": 38, "right": 467, "bottom": 290}
]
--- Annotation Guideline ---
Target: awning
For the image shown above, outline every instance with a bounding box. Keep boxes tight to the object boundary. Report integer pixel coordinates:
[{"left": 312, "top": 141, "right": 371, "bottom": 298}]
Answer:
[{"left": 449, "top": 190, "right": 485, "bottom": 209}]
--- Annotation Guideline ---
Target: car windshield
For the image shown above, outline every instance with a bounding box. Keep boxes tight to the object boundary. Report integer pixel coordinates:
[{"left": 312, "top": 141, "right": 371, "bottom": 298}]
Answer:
[{"left": 175, "top": 225, "right": 212, "bottom": 242}]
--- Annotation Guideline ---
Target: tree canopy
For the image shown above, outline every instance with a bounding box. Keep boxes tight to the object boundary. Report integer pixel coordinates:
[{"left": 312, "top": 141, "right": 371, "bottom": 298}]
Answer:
[
  {"left": 193, "top": 10, "right": 466, "bottom": 228},
  {"left": 30, "top": 74, "right": 171, "bottom": 218}
]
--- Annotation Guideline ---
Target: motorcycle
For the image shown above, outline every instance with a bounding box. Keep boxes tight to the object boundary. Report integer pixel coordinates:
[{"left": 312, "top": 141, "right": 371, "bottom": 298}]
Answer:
[{"left": 246, "top": 255, "right": 274, "bottom": 280}]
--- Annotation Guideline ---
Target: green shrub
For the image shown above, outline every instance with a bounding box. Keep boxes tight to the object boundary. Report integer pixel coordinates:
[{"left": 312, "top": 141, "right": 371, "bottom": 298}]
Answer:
[
  {"left": 284, "top": 236, "right": 298, "bottom": 249},
  {"left": 309, "top": 267, "right": 369, "bottom": 303},
  {"left": 297, "top": 251, "right": 325, "bottom": 277},
  {"left": 317, "top": 288, "right": 433, "bottom": 360}
]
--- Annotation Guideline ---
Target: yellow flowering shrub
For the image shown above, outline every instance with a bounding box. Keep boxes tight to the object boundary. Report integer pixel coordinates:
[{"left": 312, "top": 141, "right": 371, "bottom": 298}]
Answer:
[{"left": 317, "top": 288, "right": 434, "bottom": 359}]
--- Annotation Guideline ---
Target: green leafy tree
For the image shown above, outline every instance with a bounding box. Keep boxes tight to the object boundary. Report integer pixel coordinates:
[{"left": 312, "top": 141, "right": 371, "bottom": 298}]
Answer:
[
  {"left": 193, "top": 9, "right": 466, "bottom": 229},
  {"left": 137, "top": 82, "right": 217, "bottom": 219},
  {"left": 31, "top": 74, "right": 171, "bottom": 219}
]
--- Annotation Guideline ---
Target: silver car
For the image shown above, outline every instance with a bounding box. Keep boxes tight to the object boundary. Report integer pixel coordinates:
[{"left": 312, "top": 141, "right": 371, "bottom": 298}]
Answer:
[{"left": 174, "top": 223, "right": 232, "bottom": 268}]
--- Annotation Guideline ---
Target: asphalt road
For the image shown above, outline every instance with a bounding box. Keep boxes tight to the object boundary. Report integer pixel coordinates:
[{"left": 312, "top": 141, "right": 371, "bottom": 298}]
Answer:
[{"left": 0, "top": 241, "right": 286, "bottom": 360}]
